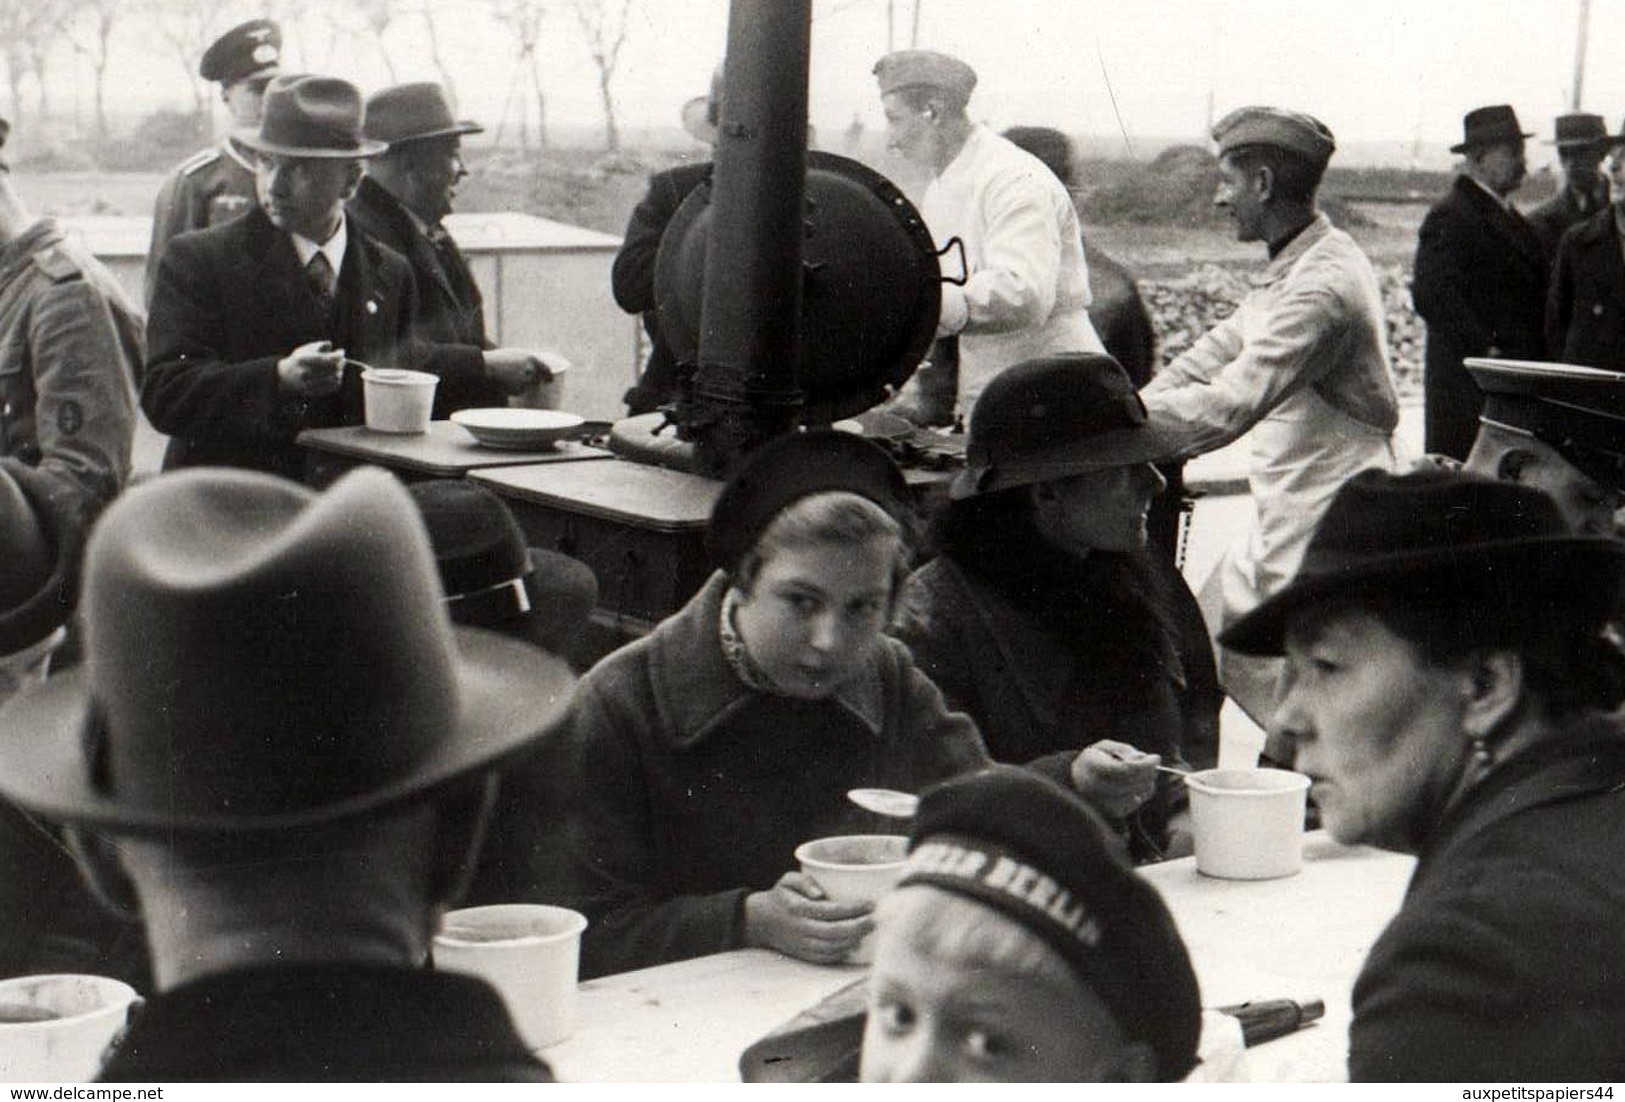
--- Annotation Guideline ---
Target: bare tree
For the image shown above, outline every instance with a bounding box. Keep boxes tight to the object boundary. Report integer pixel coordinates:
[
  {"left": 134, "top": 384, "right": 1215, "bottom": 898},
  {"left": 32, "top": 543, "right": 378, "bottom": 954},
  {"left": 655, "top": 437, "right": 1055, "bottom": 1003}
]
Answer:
[
  {"left": 488, "top": 0, "right": 548, "bottom": 150},
  {"left": 60, "top": 0, "right": 124, "bottom": 140},
  {"left": 569, "top": 0, "right": 635, "bottom": 151},
  {"left": 0, "top": 0, "right": 65, "bottom": 125},
  {"left": 406, "top": 0, "right": 458, "bottom": 101},
  {"left": 145, "top": 0, "right": 229, "bottom": 121}
]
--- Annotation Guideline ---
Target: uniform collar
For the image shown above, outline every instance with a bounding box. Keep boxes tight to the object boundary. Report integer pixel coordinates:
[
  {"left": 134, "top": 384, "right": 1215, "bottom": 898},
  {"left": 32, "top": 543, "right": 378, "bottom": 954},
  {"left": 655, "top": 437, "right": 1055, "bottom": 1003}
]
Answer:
[{"left": 1253, "top": 212, "right": 1332, "bottom": 286}]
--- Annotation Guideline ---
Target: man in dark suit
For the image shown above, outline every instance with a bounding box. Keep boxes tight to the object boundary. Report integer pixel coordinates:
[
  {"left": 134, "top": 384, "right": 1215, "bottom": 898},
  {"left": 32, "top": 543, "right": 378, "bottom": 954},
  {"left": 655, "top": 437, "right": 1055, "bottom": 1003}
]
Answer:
[
  {"left": 1412, "top": 105, "right": 1549, "bottom": 460},
  {"left": 1546, "top": 124, "right": 1625, "bottom": 372},
  {"left": 349, "top": 82, "right": 557, "bottom": 418},
  {"left": 144, "top": 75, "right": 543, "bottom": 481},
  {"left": 1526, "top": 113, "right": 1611, "bottom": 262}
]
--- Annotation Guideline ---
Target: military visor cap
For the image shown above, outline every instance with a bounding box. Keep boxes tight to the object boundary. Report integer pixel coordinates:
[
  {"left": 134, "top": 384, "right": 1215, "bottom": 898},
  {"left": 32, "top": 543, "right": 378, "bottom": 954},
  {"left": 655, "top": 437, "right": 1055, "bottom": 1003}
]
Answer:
[
  {"left": 200, "top": 18, "right": 282, "bottom": 86},
  {"left": 1212, "top": 105, "right": 1335, "bottom": 164},
  {"left": 1466, "top": 358, "right": 1625, "bottom": 491}
]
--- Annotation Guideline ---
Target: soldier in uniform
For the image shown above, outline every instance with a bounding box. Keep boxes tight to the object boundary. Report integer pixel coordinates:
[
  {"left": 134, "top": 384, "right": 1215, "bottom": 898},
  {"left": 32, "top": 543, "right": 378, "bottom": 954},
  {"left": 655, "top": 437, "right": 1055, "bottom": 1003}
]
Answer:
[
  {"left": 0, "top": 114, "right": 141, "bottom": 619},
  {"left": 1526, "top": 113, "right": 1611, "bottom": 262},
  {"left": 144, "top": 18, "right": 282, "bottom": 303},
  {"left": 1463, "top": 358, "right": 1625, "bottom": 537}
]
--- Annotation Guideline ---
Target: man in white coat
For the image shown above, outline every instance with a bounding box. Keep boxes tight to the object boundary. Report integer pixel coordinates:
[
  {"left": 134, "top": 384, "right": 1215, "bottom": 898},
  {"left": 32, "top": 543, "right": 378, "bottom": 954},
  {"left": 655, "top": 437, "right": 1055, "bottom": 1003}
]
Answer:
[
  {"left": 1139, "top": 107, "right": 1400, "bottom": 749},
  {"left": 873, "top": 49, "right": 1103, "bottom": 422}
]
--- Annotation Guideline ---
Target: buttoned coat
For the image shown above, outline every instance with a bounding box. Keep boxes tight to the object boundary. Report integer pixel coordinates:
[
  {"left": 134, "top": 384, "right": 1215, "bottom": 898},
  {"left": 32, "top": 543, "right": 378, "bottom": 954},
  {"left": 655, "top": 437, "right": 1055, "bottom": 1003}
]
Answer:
[
  {"left": 1349, "top": 719, "right": 1625, "bottom": 1081},
  {"left": 1545, "top": 206, "right": 1625, "bottom": 369},
  {"left": 1526, "top": 177, "right": 1609, "bottom": 263},
  {"left": 1411, "top": 176, "right": 1550, "bottom": 458},
  {"left": 144, "top": 207, "right": 479, "bottom": 480},
  {"left": 346, "top": 176, "right": 501, "bottom": 416}
]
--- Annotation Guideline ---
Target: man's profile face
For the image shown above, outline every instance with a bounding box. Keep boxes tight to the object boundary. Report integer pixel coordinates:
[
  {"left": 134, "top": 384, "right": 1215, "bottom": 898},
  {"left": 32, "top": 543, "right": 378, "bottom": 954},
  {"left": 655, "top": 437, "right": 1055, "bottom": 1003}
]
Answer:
[
  {"left": 1214, "top": 154, "right": 1267, "bottom": 243},
  {"left": 882, "top": 91, "right": 936, "bottom": 167},
  {"left": 255, "top": 152, "right": 359, "bottom": 241},
  {"left": 406, "top": 137, "right": 466, "bottom": 224}
]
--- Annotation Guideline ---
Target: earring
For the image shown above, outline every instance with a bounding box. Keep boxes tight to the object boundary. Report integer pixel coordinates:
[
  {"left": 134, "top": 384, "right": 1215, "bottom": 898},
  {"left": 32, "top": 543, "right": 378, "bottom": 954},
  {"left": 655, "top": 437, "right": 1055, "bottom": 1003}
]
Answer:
[{"left": 1470, "top": 734, "right": 1493, "bottom": 769}]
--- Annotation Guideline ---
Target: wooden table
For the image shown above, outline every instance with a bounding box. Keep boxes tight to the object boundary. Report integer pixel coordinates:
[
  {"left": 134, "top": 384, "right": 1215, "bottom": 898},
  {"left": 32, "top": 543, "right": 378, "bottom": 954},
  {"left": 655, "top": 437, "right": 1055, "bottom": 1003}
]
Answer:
[
  {"left": 540, "top": 833, "right": 1416, "bottom": 1083},
  {"left": 297, "top": 422, "right": 613, "bottom": 487}
]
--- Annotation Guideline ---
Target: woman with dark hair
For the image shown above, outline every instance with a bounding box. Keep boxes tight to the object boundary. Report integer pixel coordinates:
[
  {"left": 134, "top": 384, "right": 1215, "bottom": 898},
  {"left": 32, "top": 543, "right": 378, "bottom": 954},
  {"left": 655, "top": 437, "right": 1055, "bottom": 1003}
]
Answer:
[
  {"left": 893, "top": 354, "right": 1220, "bottom": 860},
  {"left": 1222, "top": 467, "right": 1625, "bottom": 1081}
]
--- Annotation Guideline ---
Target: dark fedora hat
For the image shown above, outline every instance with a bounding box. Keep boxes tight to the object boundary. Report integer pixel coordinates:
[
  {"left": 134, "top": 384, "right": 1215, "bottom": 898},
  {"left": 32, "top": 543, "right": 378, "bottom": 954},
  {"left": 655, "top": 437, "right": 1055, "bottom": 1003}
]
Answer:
[
  {"left": 0, "top": 467, "right": 575, "bottom": 835},
  {"left": 952, "top": 353, "right": 1179, "bottom": 500},
  {"left": 237, "top": 73, "right": 387, "bottom": 160},
  {"left": 706, "top": 430, "right": 910, "bottom": 573},
  {"left": 365, "top": 82, "right": 483, "bottom": 147},
  {"left": 1548, "top": 112, "right": 1610, "bottom": 149},
  {"left": 1220, "top": 468, "right": 1625, "bottom": 656},
  {"left": 1450, "top": 104, "right": 1533, "bottom": 154}
]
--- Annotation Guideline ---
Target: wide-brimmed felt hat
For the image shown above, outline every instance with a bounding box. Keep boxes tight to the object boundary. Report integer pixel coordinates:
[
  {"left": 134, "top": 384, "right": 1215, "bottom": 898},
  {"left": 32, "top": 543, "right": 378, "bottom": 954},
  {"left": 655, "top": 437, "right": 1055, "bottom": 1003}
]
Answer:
[
  {"left": 903, "top": 765, "right": 1201, "bottom": 1082},
  {"left": 0, "top": 467, "right": 575, "bottom": 835},
  {"left": 1450, "top": 105, "right": 1533, "bottom": 154},
  {"left": 1548, "top": 112, "right": 1610, "bottom": 149},
  {"left": 236, "top": 74, "right": 387, "bottom": 160},
  {"left": 1221, "top": 468, "right": 1625, "bottom": 656},
  {"left": 199, "top": 18, "right": 282, "bottom": 86},
  {"left": 365, "top": 82, "right": 483, "bottom": 147},
  {"left": 1466, "top": 357, "right": 1625, "bottom": 491},
  {"left": 952, "top": 353, "right": 1179, "bottom": 500},
  {"left": 706, "top": 430, "right": 910, "bottom": 573}
]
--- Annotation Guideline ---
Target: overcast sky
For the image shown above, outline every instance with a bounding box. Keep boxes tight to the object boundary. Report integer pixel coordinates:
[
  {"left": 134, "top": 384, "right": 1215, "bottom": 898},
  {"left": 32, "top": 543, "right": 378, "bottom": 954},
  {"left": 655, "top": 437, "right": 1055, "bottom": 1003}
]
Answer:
[{"left": 85, "top": 0, "right": 1613, "bottom": 165}]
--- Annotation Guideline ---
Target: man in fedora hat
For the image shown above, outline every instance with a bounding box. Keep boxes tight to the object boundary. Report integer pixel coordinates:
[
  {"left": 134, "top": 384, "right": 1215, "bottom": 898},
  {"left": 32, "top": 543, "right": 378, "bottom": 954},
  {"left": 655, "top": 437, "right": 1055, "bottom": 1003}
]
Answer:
[
  {"left": 1527, "top": 113, "right": 1612, "bottom": 261},
  {"left": 350, "top": 83, "right": 559, "bottom": 418},
  {"left": 145, "top": 18, "right": 283, "bottom": 304},
  {"left": 0, "top": 466, "right": 575, "bottom": 1080},
  {"left": 1546, "top": 125, "right": 1625, "bottom": 373},
  {"left": 872, "top": 49, "right": 1104, "bottom": 423},
  {"left": 144, "top": 74, "right": 547, "bottom": 481},
  {"left": 1463, "top": 358, "right": 1625, "bottom": 537},
  {"left": 1413, "top": 105, "right": 1549, "bottom": 460},
  {"left": 1138, "top": 105, "right": 1399, "bottom": 737}
]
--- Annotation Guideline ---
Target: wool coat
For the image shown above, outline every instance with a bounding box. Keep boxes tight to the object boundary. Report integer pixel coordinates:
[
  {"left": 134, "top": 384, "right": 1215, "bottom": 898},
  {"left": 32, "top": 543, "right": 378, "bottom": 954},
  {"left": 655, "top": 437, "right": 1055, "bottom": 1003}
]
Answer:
[
  {"left": 1411, "top": 176, "right": 1549, "bottom": 458},
  {"left": 1348, "top": 717, "right": 1625, "bottom": 1081},
  {"left": 1545, "top": 206, "right": 1625, "bottom": 369}
]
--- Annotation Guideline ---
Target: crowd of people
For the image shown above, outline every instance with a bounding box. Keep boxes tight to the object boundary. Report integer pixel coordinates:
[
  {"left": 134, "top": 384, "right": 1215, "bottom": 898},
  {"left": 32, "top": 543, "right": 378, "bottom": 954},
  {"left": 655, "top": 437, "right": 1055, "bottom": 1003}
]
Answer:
[{"left": 0, "top": 18, "right": 1623, "bottom": 1085}]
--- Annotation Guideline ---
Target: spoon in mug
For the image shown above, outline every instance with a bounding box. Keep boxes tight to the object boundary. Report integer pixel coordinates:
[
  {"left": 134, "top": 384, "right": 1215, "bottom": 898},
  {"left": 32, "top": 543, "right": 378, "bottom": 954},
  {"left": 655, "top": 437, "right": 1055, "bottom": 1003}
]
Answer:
[{"left": 847, "top": 788, "right": 919, "bottom": 818}]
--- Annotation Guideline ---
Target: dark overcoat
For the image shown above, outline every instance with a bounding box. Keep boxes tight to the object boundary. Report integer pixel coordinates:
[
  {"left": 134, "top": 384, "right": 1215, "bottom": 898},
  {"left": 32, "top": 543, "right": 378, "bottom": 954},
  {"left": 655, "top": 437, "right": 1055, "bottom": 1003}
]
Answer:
[
  {"left": 1349, "top": 719, "right": 1625, "bottom": 1081},
  {"left": 1411, "top": 176, "right": 1549, "bottom": 458},
  {"left": 1545, "top": 206, "right": 1625, "bottom": 369}
]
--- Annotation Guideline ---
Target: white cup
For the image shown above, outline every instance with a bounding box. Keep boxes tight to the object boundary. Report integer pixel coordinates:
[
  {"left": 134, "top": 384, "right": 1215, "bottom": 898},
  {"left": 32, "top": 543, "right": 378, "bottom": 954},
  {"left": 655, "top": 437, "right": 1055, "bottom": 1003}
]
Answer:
[
  {"left": 433, "top": 904, "right": 587, "bottom": 1050},
  {"left": 794, "top": 834, "right": 910, "bottom": 964},
  {"left": 1186, "top": 768, "right": 1311, "bottom": 880},
  {"left": 511, "top": 353, "right": 571, "bottom": 411},
  {"left": 0, "top": 974, "right": 140, "bottom": 1082},
  {"left": 362, "top": 368, "right": 439, "bottom": 433}
]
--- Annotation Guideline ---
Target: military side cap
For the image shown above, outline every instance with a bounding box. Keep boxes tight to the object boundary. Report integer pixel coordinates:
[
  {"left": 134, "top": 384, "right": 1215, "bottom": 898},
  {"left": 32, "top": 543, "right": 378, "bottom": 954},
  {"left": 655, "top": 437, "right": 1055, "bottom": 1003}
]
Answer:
[
  {"left": 1212, "top": 105, "right": 1335, "bottom": 164},
  {"left": 872, "top": 49, "right": 977, "bottom": 100},
  {"left": 1550, "top": 113, "right": 1609, "bottom": 148},
  {"left": 1466, "top": 358, "right": 1625, "bottom": 491},
  {"left": 902, "top": 765, "right": 1202, "bottom": 1082},
  {"left": 200, "top": 18, "right": 282, "bottom": 86}
]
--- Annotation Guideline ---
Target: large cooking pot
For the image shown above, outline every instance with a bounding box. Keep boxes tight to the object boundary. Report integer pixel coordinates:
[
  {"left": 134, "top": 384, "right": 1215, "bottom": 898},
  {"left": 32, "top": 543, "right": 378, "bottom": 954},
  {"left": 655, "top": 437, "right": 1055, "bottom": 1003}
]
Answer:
[{"left": 654, "top": 150, "right": 944, "bottom": 424}]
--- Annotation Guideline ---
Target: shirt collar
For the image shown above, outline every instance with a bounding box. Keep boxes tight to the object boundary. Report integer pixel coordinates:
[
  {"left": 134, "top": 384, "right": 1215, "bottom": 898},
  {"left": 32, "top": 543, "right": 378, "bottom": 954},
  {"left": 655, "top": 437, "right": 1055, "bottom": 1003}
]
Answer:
[
  {"left": 289, "top": 214, "right": 348, "bottom": 277},
  {"left": 1466, "top": 173, "right": 1514, "bottom": 211},
  {"left": 1253, "top": 212, "right": 1332, "bottom": 286}
]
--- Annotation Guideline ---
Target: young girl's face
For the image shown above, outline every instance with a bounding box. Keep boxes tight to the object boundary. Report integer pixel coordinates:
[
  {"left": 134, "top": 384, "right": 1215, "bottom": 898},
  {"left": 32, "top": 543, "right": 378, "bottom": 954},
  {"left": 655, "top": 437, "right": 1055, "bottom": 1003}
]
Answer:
[
  {"left": 860, "top": 889, "right": 1152, "bottom": 1083},
  {"left": 732, "top": 536, "right": 895, "bottom": 699}
]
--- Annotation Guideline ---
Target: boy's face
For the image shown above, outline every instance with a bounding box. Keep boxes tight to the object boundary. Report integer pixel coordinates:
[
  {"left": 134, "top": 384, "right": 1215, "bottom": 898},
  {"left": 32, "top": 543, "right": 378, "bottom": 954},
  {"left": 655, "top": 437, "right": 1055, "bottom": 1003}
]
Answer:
[
  {"left": 732, "top": 536, "right": 894, "bottom": 699},
  {"left": 859, "top": 891, "right": 1152, "bottom": 1082}
]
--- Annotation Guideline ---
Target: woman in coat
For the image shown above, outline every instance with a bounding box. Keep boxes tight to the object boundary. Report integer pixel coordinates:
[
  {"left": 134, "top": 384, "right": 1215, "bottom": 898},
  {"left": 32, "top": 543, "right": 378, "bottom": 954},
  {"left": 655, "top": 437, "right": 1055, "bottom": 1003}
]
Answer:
[
  {"left": 1221, "top": 467, "right": 1625, "bottom": 1081},
  {"left": 893, "top": 354, "right": 1221, "bottom": 861}
]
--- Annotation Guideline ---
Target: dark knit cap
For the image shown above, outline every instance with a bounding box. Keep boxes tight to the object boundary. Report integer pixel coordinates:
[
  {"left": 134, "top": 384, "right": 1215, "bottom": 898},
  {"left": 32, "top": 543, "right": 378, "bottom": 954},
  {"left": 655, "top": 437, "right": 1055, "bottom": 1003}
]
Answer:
[
  {"left": 705, "top": 430, "right": 910, "bottom": 573},
  {"left": 901, "top": 765, "right": 1202, "bottom": 1082}
]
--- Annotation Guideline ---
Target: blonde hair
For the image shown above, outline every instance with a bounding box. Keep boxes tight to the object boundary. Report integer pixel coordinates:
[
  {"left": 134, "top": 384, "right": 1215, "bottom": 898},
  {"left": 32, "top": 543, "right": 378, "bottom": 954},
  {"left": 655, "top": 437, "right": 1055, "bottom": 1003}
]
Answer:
[
  {"left": 874, "top": 883, "right": 1082, "bottom": 991},
  {"left": 733, "top": 491, "right": 910, "bottom": 596}
]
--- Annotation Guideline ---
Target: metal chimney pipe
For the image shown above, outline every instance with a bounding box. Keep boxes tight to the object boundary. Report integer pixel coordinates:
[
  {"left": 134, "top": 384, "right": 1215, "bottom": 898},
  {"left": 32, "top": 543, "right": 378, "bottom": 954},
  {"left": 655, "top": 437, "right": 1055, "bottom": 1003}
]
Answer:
[{"left": 689, "top": 0, "right": 811, "bottom": 474}]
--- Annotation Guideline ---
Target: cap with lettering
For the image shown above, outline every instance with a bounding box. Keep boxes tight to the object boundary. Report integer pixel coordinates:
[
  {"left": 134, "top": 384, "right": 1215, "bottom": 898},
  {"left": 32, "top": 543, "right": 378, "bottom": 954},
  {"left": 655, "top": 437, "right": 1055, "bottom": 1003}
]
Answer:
[
  {"left": 1212, "top": 105, "right": 1335, "bottom": 164},
  {"left": 199, "top": 18, "right": 282, "bottom": 87},
  {"left": 900, "top": 765, "right": 1202, "bottom": 1082},
  {"left": 1465, "top": 358, "right": 1625, "bottom": 491},
  {"left": 872, "top": 49, "right": 977, "bottom": 102}
]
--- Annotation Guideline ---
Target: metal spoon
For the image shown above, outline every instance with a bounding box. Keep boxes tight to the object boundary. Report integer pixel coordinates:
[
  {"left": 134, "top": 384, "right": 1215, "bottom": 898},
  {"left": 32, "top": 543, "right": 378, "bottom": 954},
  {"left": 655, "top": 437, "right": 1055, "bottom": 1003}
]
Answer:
[{"left": 847, "top": 787, "right": 919, "bottom": 818}]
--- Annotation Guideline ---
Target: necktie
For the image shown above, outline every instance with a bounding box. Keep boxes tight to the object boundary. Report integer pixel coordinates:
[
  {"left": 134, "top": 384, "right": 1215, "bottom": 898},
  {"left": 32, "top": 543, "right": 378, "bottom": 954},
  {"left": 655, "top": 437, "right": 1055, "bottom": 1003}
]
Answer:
[{"left": 307, "top": 251, "right": 336, "bottom": 316}]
